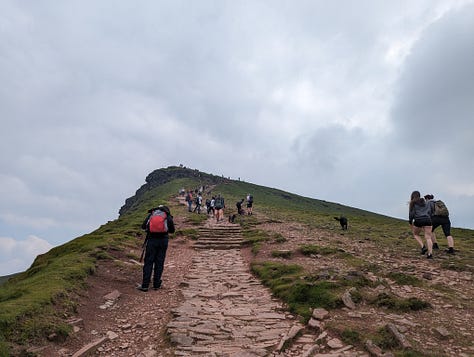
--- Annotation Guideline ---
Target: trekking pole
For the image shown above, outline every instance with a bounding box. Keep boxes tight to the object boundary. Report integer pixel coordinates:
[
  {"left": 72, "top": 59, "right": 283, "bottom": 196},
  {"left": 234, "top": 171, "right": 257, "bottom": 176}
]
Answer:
[{"left": 139, "top": 239, "right": 147, "bottom": 263}]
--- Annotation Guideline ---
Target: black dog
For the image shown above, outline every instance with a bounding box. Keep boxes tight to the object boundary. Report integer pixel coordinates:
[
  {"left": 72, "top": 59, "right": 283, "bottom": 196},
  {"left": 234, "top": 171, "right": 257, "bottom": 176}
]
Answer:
[
  {"left": 334, "top": 216, "right": 348, "bottom": 230},
  {"left": 228, "top": 214, "right": 236, "bottom": 223}
]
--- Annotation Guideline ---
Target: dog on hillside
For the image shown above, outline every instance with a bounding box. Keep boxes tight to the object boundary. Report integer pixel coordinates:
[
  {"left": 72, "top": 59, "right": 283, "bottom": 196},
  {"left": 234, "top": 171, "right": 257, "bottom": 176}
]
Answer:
[
  {"left": 228, "top": 214, "right": 236, "bottom": 223},
  {"left": 334, "top": 216, "right": 348, "bottom": 230}
]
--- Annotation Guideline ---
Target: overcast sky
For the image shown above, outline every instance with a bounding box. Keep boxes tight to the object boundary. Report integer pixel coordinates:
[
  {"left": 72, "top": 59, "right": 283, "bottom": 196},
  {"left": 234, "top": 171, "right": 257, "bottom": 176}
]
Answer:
[{"left": 1, "top": 0, "right": 473, "bottom": 276}]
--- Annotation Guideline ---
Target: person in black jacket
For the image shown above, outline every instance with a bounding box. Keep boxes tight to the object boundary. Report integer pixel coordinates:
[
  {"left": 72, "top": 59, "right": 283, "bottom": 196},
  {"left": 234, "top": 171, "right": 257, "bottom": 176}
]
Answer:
[{"left": 137, "top": 205, "right": 175, "bottom": 292}]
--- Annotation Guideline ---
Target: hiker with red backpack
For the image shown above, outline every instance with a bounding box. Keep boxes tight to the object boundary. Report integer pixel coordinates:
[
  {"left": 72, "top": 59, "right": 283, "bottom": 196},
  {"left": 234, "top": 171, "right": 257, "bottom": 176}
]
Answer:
[
  {"left": 424, "top": 194, "right": 455, "bottom": 254},
  {"left": 137, "top": 205, "right": 175, "bottom": 292}
]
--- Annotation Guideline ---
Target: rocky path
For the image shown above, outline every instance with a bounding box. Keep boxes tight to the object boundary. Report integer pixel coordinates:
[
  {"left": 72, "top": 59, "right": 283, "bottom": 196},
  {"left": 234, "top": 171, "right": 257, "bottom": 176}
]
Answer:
[{"left": 166, "top": 219, "right": 368, "bottom": 356}]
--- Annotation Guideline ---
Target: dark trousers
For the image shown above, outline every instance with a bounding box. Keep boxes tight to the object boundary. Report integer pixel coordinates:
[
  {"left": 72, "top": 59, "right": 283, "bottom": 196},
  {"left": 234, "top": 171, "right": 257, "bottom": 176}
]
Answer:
[
  {"left": 432, "top": 215, "right": 451, "bottom": 236},
  {"left": 142, "top": 237, "right": 169, "bottom": 288}
]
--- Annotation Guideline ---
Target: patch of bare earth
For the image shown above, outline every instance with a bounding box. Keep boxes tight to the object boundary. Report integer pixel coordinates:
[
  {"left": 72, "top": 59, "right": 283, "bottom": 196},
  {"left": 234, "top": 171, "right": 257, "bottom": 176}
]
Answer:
[{"left": 32, "top": 213, "right": 197, "bottom": 357}]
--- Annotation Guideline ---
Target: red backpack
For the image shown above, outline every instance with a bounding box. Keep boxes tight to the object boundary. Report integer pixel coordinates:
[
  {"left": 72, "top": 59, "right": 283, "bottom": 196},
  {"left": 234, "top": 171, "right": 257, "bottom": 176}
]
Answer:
[{"left": 148, "top": 209, "right": 168, "bottom": 233}]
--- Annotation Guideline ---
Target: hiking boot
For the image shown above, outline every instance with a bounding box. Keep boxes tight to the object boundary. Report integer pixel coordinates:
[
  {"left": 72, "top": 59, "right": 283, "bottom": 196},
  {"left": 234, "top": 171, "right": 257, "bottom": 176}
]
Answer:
[
  {"left": 153, "top": 280, "right": 162, "bottom": 290},
  {"left": 421, "top": 246, "right": 428, "bottom": 255},
  {"left": 433, "top": 243, "right": 439, "bottom": 250},
  {"left": 446, "top": 247, "right": 455, "bottom": 254},
  {"left": 136, "top": 285, "right": 148, "bottom": 292},
  {"left": 427, "top": 254, "right": 433, "bottom": 259}
]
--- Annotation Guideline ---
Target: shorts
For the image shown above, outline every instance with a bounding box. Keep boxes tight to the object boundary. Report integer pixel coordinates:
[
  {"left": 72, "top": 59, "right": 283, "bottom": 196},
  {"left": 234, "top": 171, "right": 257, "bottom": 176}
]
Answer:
[
  {"left": 413, "top": 217, "right": 432, "bottom": 228},
  {"left": 247, "top": 202, "right": 253, "bottom": 208},
  {"left": 431, "top": 215, "right": 451, "bottom": 236}
]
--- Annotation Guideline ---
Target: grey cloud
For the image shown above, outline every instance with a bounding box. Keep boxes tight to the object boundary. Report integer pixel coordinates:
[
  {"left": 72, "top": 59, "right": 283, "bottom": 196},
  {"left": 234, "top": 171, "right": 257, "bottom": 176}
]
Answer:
[
  {"left": 391, "top": 4, "right": 474, "bottom": 153},
  {"left": 291, "top": 125, "right": 369, "bottom": 172}
]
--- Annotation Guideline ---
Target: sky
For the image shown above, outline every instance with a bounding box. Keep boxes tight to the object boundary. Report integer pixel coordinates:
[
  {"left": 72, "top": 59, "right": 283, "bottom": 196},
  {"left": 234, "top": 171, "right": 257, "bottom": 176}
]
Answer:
[{"left": 1, "top": 0, "right": 473, "bottom": 276}]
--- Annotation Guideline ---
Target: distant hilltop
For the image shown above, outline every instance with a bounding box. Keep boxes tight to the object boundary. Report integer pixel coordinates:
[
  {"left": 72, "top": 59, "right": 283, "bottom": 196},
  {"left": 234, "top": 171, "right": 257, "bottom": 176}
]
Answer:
[{"left": 119, "top": 166, "right": 230, "bottom": 216}]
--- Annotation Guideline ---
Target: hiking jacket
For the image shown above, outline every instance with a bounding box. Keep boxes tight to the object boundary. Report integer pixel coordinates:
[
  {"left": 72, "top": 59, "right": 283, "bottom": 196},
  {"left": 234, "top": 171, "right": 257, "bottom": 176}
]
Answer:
[
  {"left": 141, "top": 212, "right": 175, "bottom": 238},
  {"left": 409, "top": 200, "right": 433, "bottom": 224}
]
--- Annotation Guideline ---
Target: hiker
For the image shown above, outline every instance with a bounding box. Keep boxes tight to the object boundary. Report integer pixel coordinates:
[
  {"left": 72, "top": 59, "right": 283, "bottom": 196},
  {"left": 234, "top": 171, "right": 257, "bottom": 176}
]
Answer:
[
  {"left": 193, "top": 193, "right": 202, "bottom": 214},
  {"left": 423, "top": 195, "right": 440, "bottom": 250},
  {"left": 185, "top": 190, "right": 193, "bottom": 212},
  {"left": 209, "top": 196, "right": 216, "bottom": 217},
  {"left": 205, "top": 198, "right": 211, "bottom": 215},
  {"left": 424, "top": 194, "right": 455, "bottom": 254},
  {"left": 214, "top": 194, "right": 225, "bottom": 222},
  {"left": 137, "top": 205, "right": 175, "bottom": 292},
  {"left": 236, "top": 199, "right": 245, "bottom": 215},
  {"left": 246, "top": 193, "right": 254, "bottom": 215},
  {"left": 409, "top": 190, "right": 434, "bottom": 259}
]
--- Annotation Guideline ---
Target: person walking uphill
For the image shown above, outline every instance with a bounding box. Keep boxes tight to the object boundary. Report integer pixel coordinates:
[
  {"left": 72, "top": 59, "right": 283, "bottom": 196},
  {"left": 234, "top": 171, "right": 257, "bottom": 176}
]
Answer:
[
  {"left": 185, "top": 191, "right": 193, "bottom": 212},
  {"left": 236, "top": 199, "right": 245, "bottom": 215},
  {"left": 409, "top": 191, "right": 434, "bottom": 259},
  {"left": 246, "top": 193, "right": 254, "bottom": 215},
  {"left": 214, "top": 194, "right": 225, "bottom": 222},
  {"left": 425, "top": 194, "right": 455, "bottom": 254},
  {"left": 137, "top": 205, "right": 175, "bottom": 292}
]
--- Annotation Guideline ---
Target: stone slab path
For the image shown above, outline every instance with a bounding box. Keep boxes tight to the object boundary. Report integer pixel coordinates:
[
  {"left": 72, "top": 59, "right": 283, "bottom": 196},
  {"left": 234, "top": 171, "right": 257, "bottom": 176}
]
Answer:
[
  {"left": 167, "top": 248, "right": 302, "bottom": 356},
  {"left": 166, "top": 218, "right": 369, "bottom": 356}
]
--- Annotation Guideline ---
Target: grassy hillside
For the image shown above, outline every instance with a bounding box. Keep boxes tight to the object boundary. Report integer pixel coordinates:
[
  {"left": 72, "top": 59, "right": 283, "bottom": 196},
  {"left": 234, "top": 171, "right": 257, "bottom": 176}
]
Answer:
[
  {"left": 0, "top": 168, "right": 206, "bottom": 354},
  {"left": 0, "top": 166, "right": 472, "bottom": 355},
  {"left": 0, "top": 274, "right": 19, "bottom": 287}
]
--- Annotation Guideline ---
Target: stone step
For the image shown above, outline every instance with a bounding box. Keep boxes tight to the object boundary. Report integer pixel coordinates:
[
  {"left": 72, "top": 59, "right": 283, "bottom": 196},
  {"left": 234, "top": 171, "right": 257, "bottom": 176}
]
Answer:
[
  {"left": 195, "top": 236, "right": 244, "bottom": 241},
  {"left": 194, "top": 223, "right": 245, "bottom": 250},
  {"left": 198, "top": 234, "right": 243, "bottom": 239},
  {"left": 194, "top": 244, "right": 243, "bottom": 250},
  {"left": 198, "top": 229, "right": 242, "bottom": 234}
]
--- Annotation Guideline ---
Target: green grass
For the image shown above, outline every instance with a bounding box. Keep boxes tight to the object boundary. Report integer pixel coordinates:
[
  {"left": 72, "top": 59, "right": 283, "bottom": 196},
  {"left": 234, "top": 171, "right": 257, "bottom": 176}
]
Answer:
[
  {"left": 184, "top": 212, "right": 208, "bottom": 226},
  {"left": 271, "top": 250, "right": 292, "bottom": 259},
  {"left": 243, "top": 229, "right": 271, "bottom": 244},
  {"left": 340, "top": 328, "right": 362, "bottom": 345},
  {"left": 251, "top": 261, "right": 343, "bottom": 321},
  {"left": 272, "top": 233, "right": 287, "bottom": 243},
  {"left": 370, "top": 293, "right": 431, "bottom": 312},
  {"left": 386, "top": 272, "right": 422, "bottom": 287},
  {"left": 370, "top": 326, "right": 429, "bottom": 357}
]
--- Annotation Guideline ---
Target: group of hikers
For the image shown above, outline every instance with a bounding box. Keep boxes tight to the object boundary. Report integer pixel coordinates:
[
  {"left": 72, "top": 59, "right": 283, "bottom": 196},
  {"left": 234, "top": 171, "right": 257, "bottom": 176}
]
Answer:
[
  {"left": 135, "top": 188, "right": 255, "bottom": 292},
  {"left": 184, "top": 188, "right": 254, "bottom": 221},
  {"left": 409, "top": 190, "right": 455, "bottom": 259},
  {"left": 134, "top": 187, "right": 455, "bottom": 292}
]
